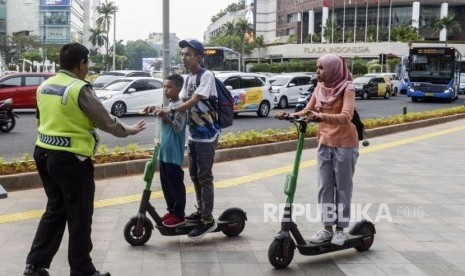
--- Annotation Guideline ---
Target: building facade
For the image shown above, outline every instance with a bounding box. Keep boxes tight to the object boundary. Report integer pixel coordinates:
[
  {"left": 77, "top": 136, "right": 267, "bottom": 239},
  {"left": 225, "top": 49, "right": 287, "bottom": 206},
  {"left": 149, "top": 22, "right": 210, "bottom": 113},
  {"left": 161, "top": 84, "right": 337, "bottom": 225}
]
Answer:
[
  {"left": 275, "top": 0, "right": 465, "bottom": 44},
  {"left": 245, "top": 0, "right": 465, "bottom": 62},
  {"left": 40, "top": 0, "right": 85, "bottom": 45},
  {"left": 204, "top": 9, "right": 248, "bottom": 43}
]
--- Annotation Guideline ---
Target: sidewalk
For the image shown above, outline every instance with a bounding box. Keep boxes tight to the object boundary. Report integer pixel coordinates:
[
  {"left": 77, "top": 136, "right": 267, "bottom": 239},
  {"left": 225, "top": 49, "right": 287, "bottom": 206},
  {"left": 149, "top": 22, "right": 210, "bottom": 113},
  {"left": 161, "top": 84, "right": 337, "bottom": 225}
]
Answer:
[{"left": 2, "top": 119, "right": 465, "bottom": 275}]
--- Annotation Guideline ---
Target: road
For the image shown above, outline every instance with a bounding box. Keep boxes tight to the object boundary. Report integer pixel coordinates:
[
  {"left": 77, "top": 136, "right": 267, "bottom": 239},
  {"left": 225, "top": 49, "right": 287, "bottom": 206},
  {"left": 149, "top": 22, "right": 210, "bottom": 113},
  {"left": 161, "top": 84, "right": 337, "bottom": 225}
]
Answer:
[{"left": 1, "top": 94, "right": 464, "bottom": 161}]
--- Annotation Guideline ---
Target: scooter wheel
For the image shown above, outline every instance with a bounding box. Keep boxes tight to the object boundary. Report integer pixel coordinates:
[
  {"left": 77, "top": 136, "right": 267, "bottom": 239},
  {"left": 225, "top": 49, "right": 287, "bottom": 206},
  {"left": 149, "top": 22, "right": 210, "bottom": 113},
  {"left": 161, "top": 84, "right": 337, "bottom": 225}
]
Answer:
[
  {"left": 352, "top": 224, "right": 375, "bottom": 252},
  {"left": 124, "top": 218, "right": 152, "bottom": 246},
  {"left": 219, "top": 210, "right": 246, "bottom": 237},
  {"left": 268, "top": 238, "right": 295, "bottom": 269}
]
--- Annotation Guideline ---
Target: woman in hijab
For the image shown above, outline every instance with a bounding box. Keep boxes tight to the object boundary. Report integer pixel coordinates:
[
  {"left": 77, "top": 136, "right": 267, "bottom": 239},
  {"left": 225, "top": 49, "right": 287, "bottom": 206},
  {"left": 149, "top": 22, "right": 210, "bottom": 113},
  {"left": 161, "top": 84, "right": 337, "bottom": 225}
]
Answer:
[{"left": 277, "top": 54, "right": 359, "bottom": 246}]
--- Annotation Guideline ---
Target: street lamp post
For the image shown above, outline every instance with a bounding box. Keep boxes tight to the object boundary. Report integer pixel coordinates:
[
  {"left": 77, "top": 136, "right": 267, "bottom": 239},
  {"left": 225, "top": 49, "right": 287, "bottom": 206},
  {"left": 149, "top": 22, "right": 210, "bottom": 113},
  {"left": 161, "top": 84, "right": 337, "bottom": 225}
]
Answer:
[
  {"left": 42, "top": 13, "right": 47, "bottom": 72},
  {"left": 112, "top": 10, "right": 116, "bottom": 71},
  {"left": 162, "top": 0, "right": 170, "bottom": 107}
]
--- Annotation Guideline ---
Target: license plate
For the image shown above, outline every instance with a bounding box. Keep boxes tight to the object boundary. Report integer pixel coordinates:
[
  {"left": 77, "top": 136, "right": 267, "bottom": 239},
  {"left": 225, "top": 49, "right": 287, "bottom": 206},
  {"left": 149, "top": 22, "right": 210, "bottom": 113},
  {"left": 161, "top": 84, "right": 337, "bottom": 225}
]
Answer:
[{"left": 425, "top": 93, "right": 433, "bottom": 97}]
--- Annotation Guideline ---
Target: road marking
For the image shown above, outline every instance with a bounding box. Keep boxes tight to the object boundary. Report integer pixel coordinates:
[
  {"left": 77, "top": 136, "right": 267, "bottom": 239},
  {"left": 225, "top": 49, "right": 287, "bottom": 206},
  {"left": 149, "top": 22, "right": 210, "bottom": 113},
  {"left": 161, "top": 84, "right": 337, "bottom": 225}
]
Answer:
[{"left": 1, "top": 125, "right": 465, "bottom": 224}]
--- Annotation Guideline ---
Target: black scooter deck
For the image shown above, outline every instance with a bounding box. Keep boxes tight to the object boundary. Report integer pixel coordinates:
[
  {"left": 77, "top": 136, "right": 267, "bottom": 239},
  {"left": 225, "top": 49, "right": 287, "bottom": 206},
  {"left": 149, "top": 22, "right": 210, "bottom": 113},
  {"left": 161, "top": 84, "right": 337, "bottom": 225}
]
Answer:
[
  {"left": 155, "top": 219, "right": 241, "bottom": 236},
  {"left": 296, "top": 234, "right": 369, "bottom": 255}
]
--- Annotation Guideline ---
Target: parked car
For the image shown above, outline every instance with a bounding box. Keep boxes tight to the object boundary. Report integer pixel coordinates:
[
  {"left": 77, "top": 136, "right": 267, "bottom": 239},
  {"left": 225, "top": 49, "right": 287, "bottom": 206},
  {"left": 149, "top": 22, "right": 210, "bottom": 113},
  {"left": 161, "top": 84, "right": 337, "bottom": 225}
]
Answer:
[
  {"left": 92, "top": 70, "right": 151, "bottom": 89},
  {"left": 215, "top": 72, "right": 274, "bottom": 117},
  {"left": 95, "top": 77, "right": 163, "bottom": 117},
  {"left": 0, "top": 72, "right": 54, "bottom": 109},
  {"left": 353, "top": 75, "right": 391, "bottom": 99},
  {"left": 269, "top": 74, "right": 313, "bottom": 108},
  {"left": 364, "top": 73, "right": 399, "bottom": 96}
]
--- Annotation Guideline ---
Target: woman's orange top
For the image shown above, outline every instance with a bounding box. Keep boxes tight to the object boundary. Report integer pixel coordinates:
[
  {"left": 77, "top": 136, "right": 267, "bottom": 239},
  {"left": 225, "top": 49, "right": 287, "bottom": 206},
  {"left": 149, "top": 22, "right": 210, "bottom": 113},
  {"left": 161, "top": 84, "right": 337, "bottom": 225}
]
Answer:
[{"left": 305, "top": 88, "right": 358, "bottom": 148}]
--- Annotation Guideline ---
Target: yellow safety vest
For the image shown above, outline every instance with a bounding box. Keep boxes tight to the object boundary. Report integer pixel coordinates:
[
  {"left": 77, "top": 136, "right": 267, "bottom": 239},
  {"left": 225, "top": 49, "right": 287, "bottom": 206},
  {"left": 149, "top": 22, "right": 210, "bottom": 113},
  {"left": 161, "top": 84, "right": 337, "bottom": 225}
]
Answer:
[{"left": 36, "top": 72, "right": 98, "bottom": 157}]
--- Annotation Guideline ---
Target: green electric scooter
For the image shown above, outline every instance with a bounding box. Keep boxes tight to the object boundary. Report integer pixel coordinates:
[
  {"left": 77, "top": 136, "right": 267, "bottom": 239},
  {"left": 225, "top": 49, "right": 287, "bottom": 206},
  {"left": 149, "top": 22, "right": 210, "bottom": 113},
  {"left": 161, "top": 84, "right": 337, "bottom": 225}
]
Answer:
[
  {"left": 268, "top": 115, "right": 375, "bottom": 269},
  {"left": 123, "top": 141, "right": 247, "bottom": 246}
]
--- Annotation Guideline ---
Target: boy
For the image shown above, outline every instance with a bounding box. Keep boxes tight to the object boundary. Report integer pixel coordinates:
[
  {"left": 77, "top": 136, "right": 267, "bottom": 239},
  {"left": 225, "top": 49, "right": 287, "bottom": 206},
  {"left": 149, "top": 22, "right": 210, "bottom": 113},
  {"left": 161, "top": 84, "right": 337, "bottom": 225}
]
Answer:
[
  {"left": 146, "top": 74, "right": 188, "bottom": 227},
  {"left": 155, "top": 39, "right": 220, "bottom": 240}
]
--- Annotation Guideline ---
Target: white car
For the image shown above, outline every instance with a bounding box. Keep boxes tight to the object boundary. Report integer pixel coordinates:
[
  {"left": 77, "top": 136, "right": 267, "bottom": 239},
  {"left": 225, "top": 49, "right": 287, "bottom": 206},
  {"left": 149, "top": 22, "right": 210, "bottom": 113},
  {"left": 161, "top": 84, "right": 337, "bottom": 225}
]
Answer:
[
  {"left": 269, "top": 74, "right": 313, "bottom": 108},
  {"left": 215, "top": 72, "right": 274, "bottom": 117},
  {"left": 95, "top": 77, "right": 163, "bottom": 117},
  {"left": 92, "top": 70, "right": 151, "bottom": 89}
]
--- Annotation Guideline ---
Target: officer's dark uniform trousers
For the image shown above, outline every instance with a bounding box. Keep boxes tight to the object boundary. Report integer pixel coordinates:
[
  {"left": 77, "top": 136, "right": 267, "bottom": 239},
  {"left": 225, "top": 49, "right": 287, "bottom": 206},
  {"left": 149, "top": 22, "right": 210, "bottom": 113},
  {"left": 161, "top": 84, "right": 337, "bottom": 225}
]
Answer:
[{"left": 26, "top": 146, "right": 96, "bottom": 276}]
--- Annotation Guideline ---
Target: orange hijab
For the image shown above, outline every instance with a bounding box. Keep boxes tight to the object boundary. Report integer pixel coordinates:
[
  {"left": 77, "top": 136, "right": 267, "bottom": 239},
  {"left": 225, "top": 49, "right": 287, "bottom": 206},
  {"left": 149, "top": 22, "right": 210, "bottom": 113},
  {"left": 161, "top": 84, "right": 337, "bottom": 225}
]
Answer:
[{"left": 314, "top": 54, "right": 354, "bottom": 111}]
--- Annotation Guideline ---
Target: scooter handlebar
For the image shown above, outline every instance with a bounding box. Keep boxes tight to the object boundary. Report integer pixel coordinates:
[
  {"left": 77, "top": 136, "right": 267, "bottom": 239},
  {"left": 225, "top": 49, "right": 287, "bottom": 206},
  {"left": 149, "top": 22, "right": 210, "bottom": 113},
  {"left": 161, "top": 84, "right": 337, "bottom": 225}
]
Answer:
[{"left": 275, "top": 113, "right": 320, "bottom": 123}]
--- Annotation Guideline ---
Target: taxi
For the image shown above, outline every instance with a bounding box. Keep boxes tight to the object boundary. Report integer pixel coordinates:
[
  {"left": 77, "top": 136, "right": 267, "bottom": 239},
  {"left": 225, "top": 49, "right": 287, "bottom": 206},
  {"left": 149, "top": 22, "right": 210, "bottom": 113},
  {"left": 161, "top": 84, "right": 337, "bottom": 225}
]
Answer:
[{"left": 353, "top": 75, "right": 391, "bottom": 99}]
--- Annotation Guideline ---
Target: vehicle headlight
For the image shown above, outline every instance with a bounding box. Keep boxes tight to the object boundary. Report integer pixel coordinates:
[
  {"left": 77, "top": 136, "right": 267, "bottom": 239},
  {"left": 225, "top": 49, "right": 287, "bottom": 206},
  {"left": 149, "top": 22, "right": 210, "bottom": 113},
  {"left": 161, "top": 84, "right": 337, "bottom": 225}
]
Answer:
[
  {"left": 444, "top": 88, "right": 452, "bottom": 93},
  {"left": 98, "top": 94, "right": 112, "bottom": 101},
  {"left": 408, "top": 86, "right": 415, "bottom": 92}
]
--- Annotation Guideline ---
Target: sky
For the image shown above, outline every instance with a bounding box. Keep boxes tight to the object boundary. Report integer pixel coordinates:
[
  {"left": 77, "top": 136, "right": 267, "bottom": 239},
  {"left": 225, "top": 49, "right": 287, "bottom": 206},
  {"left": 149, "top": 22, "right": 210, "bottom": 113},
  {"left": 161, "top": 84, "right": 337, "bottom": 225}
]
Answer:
[{"left": 110, "top": 0, "right": 240, "bottom": 43}]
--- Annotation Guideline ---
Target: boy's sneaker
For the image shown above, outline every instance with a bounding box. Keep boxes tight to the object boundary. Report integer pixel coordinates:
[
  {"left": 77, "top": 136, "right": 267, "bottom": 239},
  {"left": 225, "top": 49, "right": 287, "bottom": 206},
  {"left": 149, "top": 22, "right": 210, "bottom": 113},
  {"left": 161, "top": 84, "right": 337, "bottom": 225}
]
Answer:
[
  {"left": 331, "top": 231, "right": 347, "bottom": 246},
  {"left": 309, "top": 229, "right": 333, "bottom": 243},
  {"left": 161, "top": 212, "right": 174, "bottom": 221},
  {"left": 185, "top": 210, "right": 202, "bottom": 222},
  {"left": 187, "top": 217, "right": 217, "bottom": 240},
  {"left": 162, "top": 216, "right": 186, "bottom": 228}
]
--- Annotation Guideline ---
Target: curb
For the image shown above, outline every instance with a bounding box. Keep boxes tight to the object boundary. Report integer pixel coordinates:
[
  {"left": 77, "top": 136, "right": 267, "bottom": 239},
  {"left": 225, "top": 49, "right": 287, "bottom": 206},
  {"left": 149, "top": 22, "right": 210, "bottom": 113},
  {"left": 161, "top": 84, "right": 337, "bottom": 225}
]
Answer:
[{"left": 2, "top": 113, "right": 465, "bottom": 192}]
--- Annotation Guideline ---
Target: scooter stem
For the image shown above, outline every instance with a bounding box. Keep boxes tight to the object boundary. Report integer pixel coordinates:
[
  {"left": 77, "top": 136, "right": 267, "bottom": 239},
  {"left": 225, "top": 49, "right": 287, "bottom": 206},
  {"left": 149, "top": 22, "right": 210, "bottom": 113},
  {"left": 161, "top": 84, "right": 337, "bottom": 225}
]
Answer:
[
  {"left": 284, "top": 122, "right": 307, "bottom": 205},
  {"left": 143, "top": 144, "right": 160, "bottom": 191}
]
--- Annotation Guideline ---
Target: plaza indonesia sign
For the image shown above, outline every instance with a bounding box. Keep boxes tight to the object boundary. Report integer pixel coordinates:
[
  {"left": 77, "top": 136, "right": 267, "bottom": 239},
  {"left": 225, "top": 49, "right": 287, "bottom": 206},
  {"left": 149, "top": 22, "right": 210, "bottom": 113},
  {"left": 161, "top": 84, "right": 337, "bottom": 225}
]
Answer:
[{"left": 304, "top": 46, "right": 370, "bottom": 54}]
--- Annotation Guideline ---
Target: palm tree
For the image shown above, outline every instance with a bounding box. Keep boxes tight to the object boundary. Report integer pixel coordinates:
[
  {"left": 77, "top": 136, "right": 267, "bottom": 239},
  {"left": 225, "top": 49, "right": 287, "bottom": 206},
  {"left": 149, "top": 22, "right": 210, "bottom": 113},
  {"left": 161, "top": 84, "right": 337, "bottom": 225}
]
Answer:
[
  {"left": 254, "top": 35, "right": 265, "bottom": 63},
  {"left": 234, "top": 18, "right": 253, "bottom": 71},
  {"left": 221, "top": 21, "right": 237, "bottom": 49},
  {"left": 96, "top": 0, "right": 118, "bottom": 70},
  {"left": 433, "top": 15, "right": 462, "bottom": 46},
  {"left": 392, "top": 24, "right": 421, "bottom": 43},
  {"left": 88, "top": 27, "right": 107, "bottom": 53}
]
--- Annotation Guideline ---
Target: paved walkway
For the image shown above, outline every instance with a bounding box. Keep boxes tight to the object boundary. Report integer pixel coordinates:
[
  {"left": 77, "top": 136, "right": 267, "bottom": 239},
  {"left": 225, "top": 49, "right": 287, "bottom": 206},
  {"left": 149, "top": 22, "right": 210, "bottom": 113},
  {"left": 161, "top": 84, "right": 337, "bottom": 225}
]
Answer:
[{"left": 2, "top": 119, "right": 465, "bottom": 275}]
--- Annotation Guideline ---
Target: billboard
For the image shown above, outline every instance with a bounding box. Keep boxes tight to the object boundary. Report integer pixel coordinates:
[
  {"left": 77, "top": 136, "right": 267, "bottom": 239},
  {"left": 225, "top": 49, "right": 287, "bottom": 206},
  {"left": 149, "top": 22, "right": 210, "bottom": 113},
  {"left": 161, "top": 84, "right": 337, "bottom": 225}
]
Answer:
[
  {"left": 142, "top": 58, "right": 163, "bottom": 72},
  {"left": 245, "top": 0, "right": 256, "bottom": 29},
  {"left": 40, "top": 0, "right": 70, "bottom": 6}
]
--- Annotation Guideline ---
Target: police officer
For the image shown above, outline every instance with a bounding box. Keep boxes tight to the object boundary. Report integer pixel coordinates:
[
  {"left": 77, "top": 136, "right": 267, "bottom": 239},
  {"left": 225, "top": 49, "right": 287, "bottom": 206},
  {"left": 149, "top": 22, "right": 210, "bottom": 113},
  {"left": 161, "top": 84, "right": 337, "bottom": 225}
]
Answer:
[{"left": 24, "top": 43, "right": 145, "bottom": 276}]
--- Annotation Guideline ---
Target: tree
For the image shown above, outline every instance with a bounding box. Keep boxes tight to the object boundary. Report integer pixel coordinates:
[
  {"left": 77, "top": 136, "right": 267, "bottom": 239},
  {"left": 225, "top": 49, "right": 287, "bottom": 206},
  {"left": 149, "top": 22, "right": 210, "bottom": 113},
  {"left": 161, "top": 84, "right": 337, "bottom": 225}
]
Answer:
[
  {"left": 211, "top": 0, "right": 245, "bottom": 23},
  {"left": 234, "top": 18, "right": 254, "bottom": 71},
  {"left": 8, "top": 35, "right": 41, "bottom": 62},
  {"left": 287, "top": 34, "right": 298, "bottom": 44},
  {"left": 96, "top": 0, "right": 118, "bottom": 70},
  {"left": 433, "top": 15, "right": 462, "bottom": 46},
  {"left": 45, "top": 45, "right": 61, "bottom": 65},
  {"left": 322, "top": 18, "right": 332, "bottom": 43},
  {"left": 254, "top": 35, "right": 265, "bottom": 63},
  {"left": 22, "top": 51, "right": 42, "bottom": 62},
  {"left": 124, "top": 40, "right": 157, "bottom": 70},
  {"left": 88, "top": 27, "right": 107, "bottom": 51},
  {"left": 392, "top": 24, "right": 421, "bottom": 42}
]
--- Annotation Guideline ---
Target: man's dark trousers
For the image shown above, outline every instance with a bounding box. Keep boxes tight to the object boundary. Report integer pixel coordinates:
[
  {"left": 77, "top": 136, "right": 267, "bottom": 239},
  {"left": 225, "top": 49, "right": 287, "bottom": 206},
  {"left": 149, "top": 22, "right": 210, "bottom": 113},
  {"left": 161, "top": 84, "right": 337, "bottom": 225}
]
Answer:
[{"left": 26, "top": 146, "right": 96, "bottom": 276}]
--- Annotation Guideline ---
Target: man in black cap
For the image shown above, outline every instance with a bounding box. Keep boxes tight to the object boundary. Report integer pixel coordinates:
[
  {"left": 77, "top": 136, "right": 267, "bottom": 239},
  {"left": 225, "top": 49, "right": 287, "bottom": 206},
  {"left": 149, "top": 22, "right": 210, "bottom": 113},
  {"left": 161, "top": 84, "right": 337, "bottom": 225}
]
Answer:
[{"left": 156, "top": 39, "right": 220, "bottom": 240}]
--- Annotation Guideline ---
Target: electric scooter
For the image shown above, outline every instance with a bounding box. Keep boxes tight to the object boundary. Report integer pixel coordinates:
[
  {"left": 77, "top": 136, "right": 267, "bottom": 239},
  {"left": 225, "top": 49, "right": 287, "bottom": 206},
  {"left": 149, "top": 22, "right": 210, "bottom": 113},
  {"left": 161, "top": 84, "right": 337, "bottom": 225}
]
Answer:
[
  {"left": 268, "top": 115, "right": 375, "bottom": 269},
  {"left": 124, "top": 142, "right": 247, "bottom": 246}
]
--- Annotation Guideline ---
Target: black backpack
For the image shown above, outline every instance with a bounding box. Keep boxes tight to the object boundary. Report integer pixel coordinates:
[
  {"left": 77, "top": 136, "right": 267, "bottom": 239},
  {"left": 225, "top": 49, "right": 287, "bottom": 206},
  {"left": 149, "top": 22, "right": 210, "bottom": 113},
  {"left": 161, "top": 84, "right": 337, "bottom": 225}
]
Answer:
[
  {"left": 352, "top": 109, "right": 365, "bottom": 141},
  {"left": 185, "top": 69, "right": 234, "bottom": 128}
]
